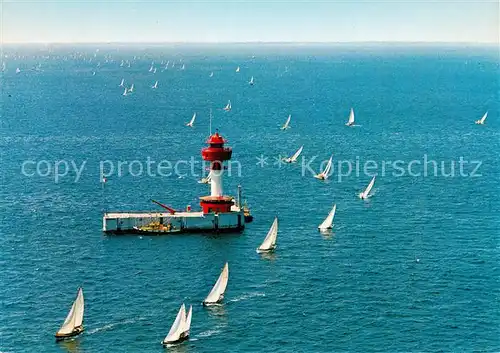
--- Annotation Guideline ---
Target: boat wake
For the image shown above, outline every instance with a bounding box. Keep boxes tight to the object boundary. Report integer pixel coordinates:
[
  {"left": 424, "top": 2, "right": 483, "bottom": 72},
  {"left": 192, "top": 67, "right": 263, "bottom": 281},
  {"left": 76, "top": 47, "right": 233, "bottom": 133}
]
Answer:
[
  {"left": 196, "top": 329, "right": 221, "bottom": 338},
  {"left": 229, "top": 292, "right": 266, "bottom": 303},
  {"left": 87, "top": 317, "right": 143, "bottom": 334}
]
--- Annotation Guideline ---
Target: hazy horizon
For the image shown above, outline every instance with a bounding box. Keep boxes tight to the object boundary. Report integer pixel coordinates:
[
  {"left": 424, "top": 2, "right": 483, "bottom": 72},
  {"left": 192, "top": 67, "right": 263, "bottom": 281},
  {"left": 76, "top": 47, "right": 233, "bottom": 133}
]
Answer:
[{"left": 2, "top": 1, "right": 498, "bottom": 44}]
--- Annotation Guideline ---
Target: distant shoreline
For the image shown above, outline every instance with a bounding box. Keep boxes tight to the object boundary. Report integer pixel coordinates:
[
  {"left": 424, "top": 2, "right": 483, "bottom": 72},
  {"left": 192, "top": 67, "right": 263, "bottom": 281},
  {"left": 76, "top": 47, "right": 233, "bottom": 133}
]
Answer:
[{"left": 1, "top": 41, "right": 498, "bottom": 47}]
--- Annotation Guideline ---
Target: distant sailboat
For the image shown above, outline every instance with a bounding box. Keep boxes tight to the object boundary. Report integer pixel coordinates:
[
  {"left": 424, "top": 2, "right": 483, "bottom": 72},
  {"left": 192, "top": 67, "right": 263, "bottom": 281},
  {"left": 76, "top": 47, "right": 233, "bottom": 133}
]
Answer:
[
  {"left": 359, "top": 176, "right": 376, "bottom": 199},
  {"left": 257, "top": 217, "right": 278, "bottom": 253},
  {"left": 283, "top": 145, "right": 303, "bottom": 163},
  {"left": 186, "top": 113, "right": 196, "bottom": 127},
  {"left": 16, "top": 67, "right": 21, "bottom": 74},
  {"left": 345, "top": 108, "right": 355, "bottom": 126},
  {"left": 153, "top": 67, "right": 157, "bottom": 73},
  {"left": 235, "top": 66, "right": 240, "bottom": 73},
  {"left": 119, "top": 78, "right": 125, "bottom": 87},
  {"left": 281, "top": 115, "right": 291, "bottom": 130},
  {"left": 55, "top": 287, "right": 84, "bottom": 340},
  {"left": 152, "top": 81, "right": 158, "bottom": 89},
  {"left": 314, "top": 155, "right": 333, "bottom": 180},
  {"left": 223, "top": 100, "right": 232, "bottom": 112},
  {"left": 181, "top": 64, "right": 185, "bottom": 70},
  {"left": 249, "top": 76, "right": 254, "bottom": 85},
  {"left": 318, "top": 204, "right": 336, "bottom": 230},
  {"left": 148, "top": 65, "right": 154, "bottom": 72},
  {"left": 203, "top": 262, "right": 229, "bottom": 306},
  {"left": 120, "top": 60, "right": 124, "bottom": 67},
  {"left": 127, "top": 84, "right": 134, "bottom": 93},
  {"left": 162, "top": 304, "right": 190, "bottom": 345},
  {"left": 122, "top": 87, "right": 128, "bottom": 96},
  {"left": 209, "top": 71, "right": 214, "bottom": 77},
  {"left": 475, "top": 112, "right": 488, "bottom": 125},
  {"left": 198, "top": 170, "right": 212, "bottom": 184}
]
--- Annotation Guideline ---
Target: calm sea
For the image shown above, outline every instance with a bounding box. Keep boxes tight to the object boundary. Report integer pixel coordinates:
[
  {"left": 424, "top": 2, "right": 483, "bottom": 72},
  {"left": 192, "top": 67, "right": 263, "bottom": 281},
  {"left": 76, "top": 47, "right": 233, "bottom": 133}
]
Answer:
[{"left": 1, "top": 44, "right": 499, "bottom": 352}]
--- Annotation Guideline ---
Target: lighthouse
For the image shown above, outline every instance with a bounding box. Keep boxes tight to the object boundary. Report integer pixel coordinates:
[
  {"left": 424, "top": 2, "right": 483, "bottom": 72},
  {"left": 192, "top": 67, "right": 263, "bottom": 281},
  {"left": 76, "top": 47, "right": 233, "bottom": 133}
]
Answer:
[
  {"left": 200, "top": 131, "right": 235, "bottom": 214},
  {"left": 102, "top": 130, "right": 247, "bottom": 234}
]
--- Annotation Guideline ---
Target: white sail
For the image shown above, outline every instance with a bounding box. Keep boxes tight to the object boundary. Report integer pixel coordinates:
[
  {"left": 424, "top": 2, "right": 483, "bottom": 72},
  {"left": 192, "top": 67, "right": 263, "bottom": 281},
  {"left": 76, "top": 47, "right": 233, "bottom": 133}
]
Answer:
[
  {"left": 149, "top": 65, "right": 153, "bottom": 72},
  {"left": 360, "top": 176, "right": 376, "bottom": 199},
  {"left": 249, "top": 76, "right": 254, "bottom": 85},
  {"left": 198, "top": 170, "right": 212, "bottom": 184},
  {"left": 323, "top": 155, "right": 333, "bottom": 177},
  {"left": 236, "top": 66, "right": 240, "bottom": 72},
  {"left": 209, "top": 71, "right": 214, "bottom": 77},
  {"left": 122, "top": 87, "right": 128, "bottom": 96},
  {"left": 257, "top": 217, "right": 278, "bottom": 253},
  {"left": 186, "top": 113, "right": 196, "bottom": 127},
  {"left": 119, "top": 78, "right": 125, "bottom": 87},
  {"left": 318, "top": 204, "right": 336, "bottom": 230},
  {"left": 476, "top": 112, "right": 488, "bottom": 124},
  {"left": 224, "top": 100, "right": 231, "bottom": 111},
  {"left": 284, "top": 145, "right": 303, "bottom": 163},
  {"left": 182, "top": 305, "right": 192, "bottom": 337},
  {"left": 128, "top": 84, "right": 134, "bottom": 93},
  {"left": 153, "top": 67, "right": 157, "bottom": 73},
  {"left": 203, "top": 262, "right": 229, "bottom": 304},
  {"left": 346, "top": 108, "right": 355, "bottom": 126},
  {"left": 281, "top": 115, "right": 291, "bottom": 130},
  {"left": 163, "top": 304, "right": 186, "bottom": 344},
  {"left": 56, "top": 288, "right": 84, "bottom": 336},
  {"left": 152, "top": 81, "right": 158, "bottom": 89}
]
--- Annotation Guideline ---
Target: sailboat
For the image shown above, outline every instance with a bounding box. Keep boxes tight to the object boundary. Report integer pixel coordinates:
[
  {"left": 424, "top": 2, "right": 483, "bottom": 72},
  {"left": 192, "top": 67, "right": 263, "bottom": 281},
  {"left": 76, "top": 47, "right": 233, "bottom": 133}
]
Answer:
[
  {"left": 318, "top": 204, "right": 336, "bottom": 230},
  {"left": 183, "top": 305, "right": 192, "bottom": 339},
  {"left": 359, "top": 176, "right": 376, "bottom": 199},
  {"left": 122, "top": 87, "right": 128, "bottom": 96},
  {"left": 15, "top": 67, "right": 21, "bottom": 74},
  {"left": 283, "top": 145, "right": 303, "bottom": 163},
  {"left": 120, "top": 60, "right": 124, "bottom": 67},
  {"left": 223, "top": 100, "right": 232, "bottom": 112},
  {"left": 345, "top": 108, "right": 355, "bottom": 126},
  {"left": 257, "top": 217, "right": 278, "bottom": 253},
  {"left": 153, "top": 67, "right": 157, "bottom": 73},
  {"left": 127, "top": 84, "right": 134, "bottom": 93},
  {"left": 235, "top": 66, "right": 240, "bottom": 73},
  {"left": 314, "top": 155, "right": 333, "bottom": 180},
  {"left": 152, "top": 81, "right": 158, "bottom": 89},
  {"left": 249, "top": 76, "right": 254, "bottom": 85},
  {"left": 55, "top": 287, "right": 84, "bottom": 340},
  {"left": 203, "top": 262, "right": 229, "bottom": 306},
  {"left": 181, "top": 64, "right": 185, "bottom": 70},
  {"left": 148, "top": 65, "right": 154, "bottom": 72},
  {"left": 209, "top": 71, "right": 214, "bottom": 77},
  {"left": 119, "top": 78, "right": 125, "bottom": 87},
  {"left": 281, "top": 115, "right": 291, "bottom": 130},
  {"left": 475, "top": 112, "right": 488, "bottom": 125},
  {"left": 186, "top": 113, "right": 196, "bottom": 127},
  {"left": 162, "top": 304, "right": 191, "bottom": 345},
  {"left": 198, "top": 170, "right": 212, "bottom": 184}
]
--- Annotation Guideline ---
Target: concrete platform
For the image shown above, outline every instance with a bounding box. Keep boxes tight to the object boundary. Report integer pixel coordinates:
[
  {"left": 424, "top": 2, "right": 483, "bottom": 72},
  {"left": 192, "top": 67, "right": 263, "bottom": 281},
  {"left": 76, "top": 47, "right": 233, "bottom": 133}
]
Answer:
[{"left": 102, "top": 208, "right": 244, "bottom": 234}]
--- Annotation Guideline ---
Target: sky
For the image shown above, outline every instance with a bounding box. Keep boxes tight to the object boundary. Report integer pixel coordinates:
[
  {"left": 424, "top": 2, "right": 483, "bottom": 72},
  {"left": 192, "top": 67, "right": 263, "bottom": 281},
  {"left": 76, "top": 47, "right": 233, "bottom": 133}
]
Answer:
[{"left": 1, "top": 0, "right": 499, "bottom": 44}]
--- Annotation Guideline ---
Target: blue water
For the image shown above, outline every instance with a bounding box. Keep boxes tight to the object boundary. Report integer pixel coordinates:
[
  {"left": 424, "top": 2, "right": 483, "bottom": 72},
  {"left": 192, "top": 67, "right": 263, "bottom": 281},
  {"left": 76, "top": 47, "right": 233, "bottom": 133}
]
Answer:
[{"left": 1, "top": 44, "right": 499, "bottom": 352}]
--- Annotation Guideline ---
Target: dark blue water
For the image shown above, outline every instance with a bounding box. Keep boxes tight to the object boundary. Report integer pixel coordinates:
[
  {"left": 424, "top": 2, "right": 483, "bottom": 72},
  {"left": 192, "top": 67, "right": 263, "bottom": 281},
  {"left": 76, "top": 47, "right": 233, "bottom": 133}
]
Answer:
[{"left": 1, "top": 44, "right": 499, "bottom": 352}]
